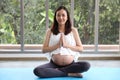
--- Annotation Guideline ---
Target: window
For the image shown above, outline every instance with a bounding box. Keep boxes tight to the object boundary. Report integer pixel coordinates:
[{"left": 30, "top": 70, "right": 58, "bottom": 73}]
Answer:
[
  {"left": 0, "top": 0, "right": 120, "bottom": 53},
  {"left": 98, "top": 0, "right": 119, "bottom": 52},
  {"left": 0, "top": 0, "right": 21, "bottom": 51}
]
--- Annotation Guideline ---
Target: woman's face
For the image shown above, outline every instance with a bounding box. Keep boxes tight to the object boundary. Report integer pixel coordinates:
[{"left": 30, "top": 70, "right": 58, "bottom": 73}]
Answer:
[{"left": 56, "top": 9, "right": 68, "bottom": 26}]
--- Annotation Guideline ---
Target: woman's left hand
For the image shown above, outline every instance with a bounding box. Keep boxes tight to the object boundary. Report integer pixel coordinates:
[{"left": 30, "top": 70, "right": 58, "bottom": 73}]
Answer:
[{"left": 61, "top": 33, "right": 69, "bottom": 48}]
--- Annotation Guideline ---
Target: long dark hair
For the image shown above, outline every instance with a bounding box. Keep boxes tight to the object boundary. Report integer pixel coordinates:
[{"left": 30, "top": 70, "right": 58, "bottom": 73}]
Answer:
[{"left": 51, "top": 6, "right": 72, "bottom": 35}]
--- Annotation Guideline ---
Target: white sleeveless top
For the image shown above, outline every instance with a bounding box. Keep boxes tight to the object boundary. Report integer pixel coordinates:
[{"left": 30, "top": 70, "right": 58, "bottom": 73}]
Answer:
[{"left": 45, "top": 32, "right": 80, "bottom": 61}]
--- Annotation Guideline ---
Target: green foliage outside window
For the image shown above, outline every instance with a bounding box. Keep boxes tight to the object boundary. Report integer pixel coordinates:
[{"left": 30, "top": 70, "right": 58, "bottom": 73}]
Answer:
[{"left": 0, "top": 0, "right": 120, "bottom": 44}]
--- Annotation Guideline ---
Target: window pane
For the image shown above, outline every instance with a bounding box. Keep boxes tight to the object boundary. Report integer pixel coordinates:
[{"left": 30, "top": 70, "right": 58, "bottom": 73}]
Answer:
[
  {"left": 74, "top": 0, "right": 95, "bottom": 51},
  {"left": 24, "top": 0, "right": 46, "bottom": 45},
  {"left": 0, "top": 0, "right": 21, "bottom": 51},
  {"left": 99, "top": 0, "right": 119, "bottom": 51}
]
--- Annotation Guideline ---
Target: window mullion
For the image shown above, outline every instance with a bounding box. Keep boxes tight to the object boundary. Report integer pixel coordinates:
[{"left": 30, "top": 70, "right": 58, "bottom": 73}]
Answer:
[
  {"left": 94, "top": 0, "right": 99, "bottom": 53},
  {"left": 70, "top": 0, "right": 74, "bottom": 26},
  {"left": 45, "top": 0, "right": 49, "bottom": 30},
  {"left": 20, "top": 0, "right": 24, "bottom": 52}
]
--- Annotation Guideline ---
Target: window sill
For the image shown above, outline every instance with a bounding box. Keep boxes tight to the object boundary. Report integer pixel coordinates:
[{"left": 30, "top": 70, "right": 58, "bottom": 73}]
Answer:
[{"left": 0, "top": 53, "right": 120, "bottom": 61}]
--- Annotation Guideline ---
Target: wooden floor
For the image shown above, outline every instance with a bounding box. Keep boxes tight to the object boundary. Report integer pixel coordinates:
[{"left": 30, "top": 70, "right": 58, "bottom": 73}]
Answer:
[{"left": 0, "top": 60, "right": 120, "bottom": 68}]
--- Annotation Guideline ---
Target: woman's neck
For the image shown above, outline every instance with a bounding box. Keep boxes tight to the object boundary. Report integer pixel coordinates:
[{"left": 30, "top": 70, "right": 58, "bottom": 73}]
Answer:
[{"left": 58, "top": 25, "right": 65, "bottom": 33}]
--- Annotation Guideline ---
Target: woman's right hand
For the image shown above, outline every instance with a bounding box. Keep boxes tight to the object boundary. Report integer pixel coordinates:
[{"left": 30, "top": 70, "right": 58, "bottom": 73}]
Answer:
[
  {"left": 57, "top": 34, "right": 63, "bottom": 48},
  {"left": 60, "top": 33, "right": 69, "bottom": 48},
  {"left": 60, "top": 33, "right": 63, "bottom": 47}
]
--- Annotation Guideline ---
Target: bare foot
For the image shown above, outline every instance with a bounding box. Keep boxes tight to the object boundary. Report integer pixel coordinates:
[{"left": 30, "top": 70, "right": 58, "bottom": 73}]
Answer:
[{"left": 68, "top": 73, "right": 83, "bottom": 78}]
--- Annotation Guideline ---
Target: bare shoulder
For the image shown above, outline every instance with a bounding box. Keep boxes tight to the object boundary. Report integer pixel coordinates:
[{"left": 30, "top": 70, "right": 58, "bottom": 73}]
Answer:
[
  {"left": 71, "top": 27, "right": 80, "bottom": 39},
  {"left": 71, "top": 27, "right": 78, "bottom": 33},
  {"left": 43, "top": 28, "right": 51, "bottom": 46},
  {"left": 46, "top": 28, "right": 52, "bottom": 36},
  {"left": 46, "top": 28, "right": 51, "bottom": 33}
]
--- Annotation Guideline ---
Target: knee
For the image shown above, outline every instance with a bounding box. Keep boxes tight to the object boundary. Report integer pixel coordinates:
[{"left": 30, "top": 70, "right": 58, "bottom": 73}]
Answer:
[
  {"left": 33, "top": 67, "right": 45, "bottom": 77},
  {"left": 33, "top": 67, "right": 40, "bottom": 77},
  {"left": 83, "top": 62, "right": 90, "bottom": 71}
]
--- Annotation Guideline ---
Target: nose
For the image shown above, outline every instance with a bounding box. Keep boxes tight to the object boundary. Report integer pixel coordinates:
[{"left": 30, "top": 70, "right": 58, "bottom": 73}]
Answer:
[{"left": 59, "top": 16, "right": 63, "bottom": 19}]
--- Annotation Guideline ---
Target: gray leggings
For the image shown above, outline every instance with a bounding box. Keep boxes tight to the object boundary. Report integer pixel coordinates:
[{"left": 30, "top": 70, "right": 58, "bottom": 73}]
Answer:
[{"left": 33, "top": 60, "right": 90, "bottom": 78}]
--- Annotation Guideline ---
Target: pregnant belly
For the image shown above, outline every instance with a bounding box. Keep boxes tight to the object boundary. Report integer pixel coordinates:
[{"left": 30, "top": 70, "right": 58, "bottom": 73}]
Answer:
[{"left": 52, "top": 53, "right": 74, "bottom": 66}]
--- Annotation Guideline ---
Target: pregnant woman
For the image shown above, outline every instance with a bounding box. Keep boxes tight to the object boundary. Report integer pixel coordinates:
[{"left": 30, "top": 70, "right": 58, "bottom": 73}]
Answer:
[{"left": 33, "top": 6, "right": 90, "bottom": 78}]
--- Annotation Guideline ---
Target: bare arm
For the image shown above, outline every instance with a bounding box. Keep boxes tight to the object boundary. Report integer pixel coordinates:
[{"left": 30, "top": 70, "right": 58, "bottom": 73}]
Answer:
[
  {"left": 62, "top": 27, "right": 83, "bottom": 52},
  {"left": 42, "top": 29, "right": 61, "bottom": 53}
]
